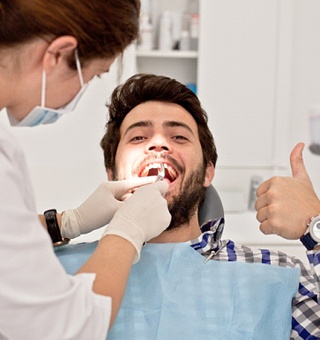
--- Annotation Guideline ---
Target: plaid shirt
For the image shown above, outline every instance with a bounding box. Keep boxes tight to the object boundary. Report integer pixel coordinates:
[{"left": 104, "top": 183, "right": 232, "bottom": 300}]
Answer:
[{"left": 187, "top": 218, "right": 320, "bottom": 339}]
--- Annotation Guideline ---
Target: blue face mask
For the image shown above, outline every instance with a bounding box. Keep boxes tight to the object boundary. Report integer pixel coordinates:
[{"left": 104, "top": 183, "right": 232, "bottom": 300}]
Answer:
[{"left": 7, "top": 50, "right": 89, "bottom": 127}]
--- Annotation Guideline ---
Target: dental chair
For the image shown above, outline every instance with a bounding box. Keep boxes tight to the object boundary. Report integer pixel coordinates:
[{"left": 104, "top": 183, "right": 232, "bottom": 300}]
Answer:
[{"left": 198, "top": 184, "right": 224, "bottom": 225}]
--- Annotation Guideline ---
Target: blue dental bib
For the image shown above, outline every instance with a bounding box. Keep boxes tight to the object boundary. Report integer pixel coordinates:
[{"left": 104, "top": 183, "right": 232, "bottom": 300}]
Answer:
[{"left": 55, "top": 242, "right": 300, "bottom": 339}]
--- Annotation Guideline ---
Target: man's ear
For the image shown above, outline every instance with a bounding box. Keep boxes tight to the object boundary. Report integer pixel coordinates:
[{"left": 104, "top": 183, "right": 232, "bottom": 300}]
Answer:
[
  {"left": 203, "top": 161, "right": 215, "bottom": 188},
  {"left": 42, "top": 36, "right": 78, "bottom": 73}
]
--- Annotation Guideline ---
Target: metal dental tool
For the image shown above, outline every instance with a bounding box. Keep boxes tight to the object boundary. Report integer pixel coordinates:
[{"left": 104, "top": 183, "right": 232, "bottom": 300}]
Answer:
[{"left": 156, "top": 163, "right": 165, "bottom": 182}]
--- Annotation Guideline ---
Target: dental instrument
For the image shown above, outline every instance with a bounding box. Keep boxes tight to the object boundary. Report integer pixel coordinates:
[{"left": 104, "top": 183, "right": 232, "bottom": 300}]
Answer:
[{"left": 156, "top": 163, "right": 165, "bottom": 182}]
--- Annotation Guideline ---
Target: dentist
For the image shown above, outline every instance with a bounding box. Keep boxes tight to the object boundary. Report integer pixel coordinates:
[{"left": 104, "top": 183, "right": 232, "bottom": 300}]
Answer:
[{"left": 0, "top": 1, "right": 170, "bottom": 339}]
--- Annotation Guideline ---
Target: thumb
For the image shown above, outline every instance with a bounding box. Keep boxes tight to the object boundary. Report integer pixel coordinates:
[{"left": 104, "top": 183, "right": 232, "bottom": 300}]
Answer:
[{"left": 290, "top": 142, "right": 310, "bottom": 180}]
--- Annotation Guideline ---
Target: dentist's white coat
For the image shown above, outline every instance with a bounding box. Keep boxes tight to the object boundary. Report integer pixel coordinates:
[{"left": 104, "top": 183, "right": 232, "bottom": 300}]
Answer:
[{"left": 0, "top": 124, "right": 110, "bottom": 340}]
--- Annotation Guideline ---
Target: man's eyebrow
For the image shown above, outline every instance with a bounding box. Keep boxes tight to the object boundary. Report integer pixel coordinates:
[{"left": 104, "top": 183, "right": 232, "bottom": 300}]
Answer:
[
  {"left": 123, "top": 120, "right": 152, "bottom": 136},
  {"left": 123, "top": 120, "right": 195, "bottom": 136},
  {"left": 163, "top": 121, "right": 195, "bottom": 135}
]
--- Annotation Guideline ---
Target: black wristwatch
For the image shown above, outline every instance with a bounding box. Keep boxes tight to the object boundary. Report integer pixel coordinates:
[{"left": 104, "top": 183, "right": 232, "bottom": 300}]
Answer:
[
  {"left": 44, "top": 209, "right": 69, "bottom": 247},
  {"left": 300, "top": 215, "right": 320, "bottom": 250}
]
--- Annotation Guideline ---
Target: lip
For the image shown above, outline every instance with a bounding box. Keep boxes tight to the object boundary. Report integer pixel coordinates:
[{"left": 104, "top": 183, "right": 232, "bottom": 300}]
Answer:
[{"left": 137, "top": 161, "right": 179, "bottom": 184}]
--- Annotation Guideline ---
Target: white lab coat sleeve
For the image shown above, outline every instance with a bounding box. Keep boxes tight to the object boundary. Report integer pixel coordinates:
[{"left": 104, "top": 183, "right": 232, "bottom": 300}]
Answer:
[{"left": 0, "top": 125, "right": 111, "bottom": 340}]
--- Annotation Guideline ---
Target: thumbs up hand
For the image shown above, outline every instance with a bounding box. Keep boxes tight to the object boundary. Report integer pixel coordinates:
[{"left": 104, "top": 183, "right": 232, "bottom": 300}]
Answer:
[{"left": 256, "top": 143, "right": 320, "bottom": 239}]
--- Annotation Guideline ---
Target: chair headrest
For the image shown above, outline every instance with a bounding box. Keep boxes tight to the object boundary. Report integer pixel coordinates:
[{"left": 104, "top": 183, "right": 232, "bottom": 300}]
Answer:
[{"left": 198, "top": 185, "right": 224, "bottom": 225}]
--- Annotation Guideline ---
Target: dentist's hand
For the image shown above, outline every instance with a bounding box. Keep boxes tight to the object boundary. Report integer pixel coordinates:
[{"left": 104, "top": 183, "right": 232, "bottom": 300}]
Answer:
[
  {"left": 102, "top": 181, "right": 171, "bottom": 263},
  {"left": 256, "top": 143, "right": 320, "bottom": 239},
  {"left": 61, "top": 177, "right": 157, "bottom": 239}
]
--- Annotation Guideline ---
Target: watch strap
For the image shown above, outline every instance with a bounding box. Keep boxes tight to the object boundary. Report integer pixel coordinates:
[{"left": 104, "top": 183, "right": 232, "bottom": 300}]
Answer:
[
  {"left": 300, "top": 233, "right": 318, "bottom": 250},
  {"left": 44, "top": 209, "right": 69, "bottom": 247}
]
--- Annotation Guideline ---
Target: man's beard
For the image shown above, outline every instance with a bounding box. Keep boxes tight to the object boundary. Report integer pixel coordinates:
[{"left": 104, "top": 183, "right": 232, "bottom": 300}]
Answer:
[
  {"left": 167, "top": 166, "right": 206, "bottom": 231},
  {"left": 112, "top": 163, "right": 206, "bottom": 231}
]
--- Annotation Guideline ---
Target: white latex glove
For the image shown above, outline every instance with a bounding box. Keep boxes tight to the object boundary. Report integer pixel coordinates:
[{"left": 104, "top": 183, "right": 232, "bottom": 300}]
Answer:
[
  {"left": 102, "top": 181, "right": 171, "bottom": 263},
  {"left": 62, "top": 177, "right": 157, "bottom": 239}
]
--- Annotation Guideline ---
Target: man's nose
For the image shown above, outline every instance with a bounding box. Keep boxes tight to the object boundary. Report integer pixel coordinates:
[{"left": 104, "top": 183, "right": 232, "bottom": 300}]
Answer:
[{"left": 147, "top": 135, "right": 170, "bottom": 152}]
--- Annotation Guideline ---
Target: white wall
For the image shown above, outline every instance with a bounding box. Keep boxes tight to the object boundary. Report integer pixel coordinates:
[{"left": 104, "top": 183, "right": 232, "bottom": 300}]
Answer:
[
  {"left": 197, "top": 0, "right": 294, "bottom": 212},
  {"left": 289, "top": 0, "right": 320, "bottom": 194}
]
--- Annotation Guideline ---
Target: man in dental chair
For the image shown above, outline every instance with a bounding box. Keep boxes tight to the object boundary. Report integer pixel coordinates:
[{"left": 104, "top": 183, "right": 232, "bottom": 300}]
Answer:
[{"left": 57, "top": 74, "right": 320, "bottom": 339}]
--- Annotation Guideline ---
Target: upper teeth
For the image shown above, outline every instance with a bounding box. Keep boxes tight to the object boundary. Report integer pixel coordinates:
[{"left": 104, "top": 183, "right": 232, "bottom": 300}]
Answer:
[{"left": 145, "top": 163, "right": 164, "bottom": 171}]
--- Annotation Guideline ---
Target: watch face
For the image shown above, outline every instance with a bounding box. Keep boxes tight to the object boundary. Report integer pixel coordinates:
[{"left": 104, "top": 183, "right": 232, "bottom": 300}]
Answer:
[
  {"left": 313, "top": 221, "right": 320, "bottom": 239},
  {"left": 311, "top": 219, "right": 320, "bottom": 241}
]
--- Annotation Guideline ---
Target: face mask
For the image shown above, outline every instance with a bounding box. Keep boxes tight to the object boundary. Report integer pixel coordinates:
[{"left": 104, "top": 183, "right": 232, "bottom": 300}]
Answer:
[{"left": 8, "top": 50, "right": 89, "bottom": 127}]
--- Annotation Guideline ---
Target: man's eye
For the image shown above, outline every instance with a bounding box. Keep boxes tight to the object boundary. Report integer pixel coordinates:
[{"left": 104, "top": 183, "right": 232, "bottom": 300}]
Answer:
[
  {"left": 173, "top": 135, "right": 188, "bottom": 141},
  {"left": 130, "top": 136, "right": 146, "bottom": 142}
]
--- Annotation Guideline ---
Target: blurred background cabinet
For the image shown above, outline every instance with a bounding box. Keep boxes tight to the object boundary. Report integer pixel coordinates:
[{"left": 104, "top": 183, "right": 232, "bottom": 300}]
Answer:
[
  {"left": 136, "top": 50, "right": 198, "bottom": 88},
  {"left": 136, "top": 0, "right": 199, "bottom": 86}
]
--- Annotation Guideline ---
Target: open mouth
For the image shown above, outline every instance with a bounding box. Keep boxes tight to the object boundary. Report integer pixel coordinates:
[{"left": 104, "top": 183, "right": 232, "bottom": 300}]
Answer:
[{"left": 138, "top": 162, "right": 178, "bottom": 183}]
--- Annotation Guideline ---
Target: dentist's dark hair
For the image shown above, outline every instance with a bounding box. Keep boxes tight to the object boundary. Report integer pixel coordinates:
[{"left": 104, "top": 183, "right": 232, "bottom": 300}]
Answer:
[
  {"left": 101, "top": 73, "right": 217, "bottom": 175},
  {"left": 0, "top": 0, "right": 140, "bottom": 68}
]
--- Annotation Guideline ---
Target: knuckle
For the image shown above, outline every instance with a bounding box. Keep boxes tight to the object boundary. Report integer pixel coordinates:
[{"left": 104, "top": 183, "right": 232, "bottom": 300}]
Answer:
[
  {"left": 260, "top": 224, "right": 271, "bottom": 235},
  {"left": 266, "top": 189, "right": 277, "bottom": 201},
  {"left": 267, "top": 216, "right": 279, "bottom": 230},
  {"left": 270, "top": 176, "right": 281, "bottom": 184},
  {"left": 268, "top": 204, "right": 278, "bottom": 218},
  {"left": 259, "top": 223, "right": 268, "bottom": 234},
  {"left": 256, "top": 212, "right": 262, "bottom": 223}
]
